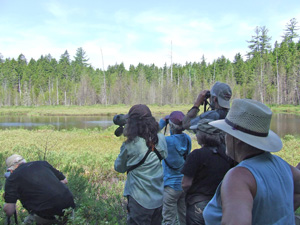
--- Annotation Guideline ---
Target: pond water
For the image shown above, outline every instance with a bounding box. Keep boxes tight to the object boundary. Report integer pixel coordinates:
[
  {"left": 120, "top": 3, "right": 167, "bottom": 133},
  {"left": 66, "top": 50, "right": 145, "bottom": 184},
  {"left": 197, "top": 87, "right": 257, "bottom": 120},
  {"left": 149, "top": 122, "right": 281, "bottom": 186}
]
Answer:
[{"left": 0, "top": 113, "right": 299, "bottom": 138}]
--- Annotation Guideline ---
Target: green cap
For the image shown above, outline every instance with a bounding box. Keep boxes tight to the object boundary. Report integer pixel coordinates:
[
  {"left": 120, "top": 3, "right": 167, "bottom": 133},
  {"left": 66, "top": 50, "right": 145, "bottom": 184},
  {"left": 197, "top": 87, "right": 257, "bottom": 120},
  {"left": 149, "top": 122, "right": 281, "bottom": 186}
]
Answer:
[{"left": 189, "top": 118, "right": 221, "bottom": 134}]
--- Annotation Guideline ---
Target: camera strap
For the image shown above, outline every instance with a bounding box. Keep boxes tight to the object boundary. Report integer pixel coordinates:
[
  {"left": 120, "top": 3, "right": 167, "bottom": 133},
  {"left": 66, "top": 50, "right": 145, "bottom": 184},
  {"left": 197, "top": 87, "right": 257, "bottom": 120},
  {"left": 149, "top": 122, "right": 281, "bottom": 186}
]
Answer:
[
  {"left": 163, "top": 158, "right": 183, "bottom": 171},
  {"left": 127, "top": 147, "right": 163, "bottom": 174},
  {"left": 204, "top": 99, "right": 211, "bottom": 112}
]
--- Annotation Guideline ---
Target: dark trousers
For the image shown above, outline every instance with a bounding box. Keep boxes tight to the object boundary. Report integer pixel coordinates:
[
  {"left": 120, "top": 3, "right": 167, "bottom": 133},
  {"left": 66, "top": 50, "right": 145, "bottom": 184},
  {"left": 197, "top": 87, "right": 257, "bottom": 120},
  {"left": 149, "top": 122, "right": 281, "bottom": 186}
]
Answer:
[
  {"left": 186, "top": 200, "right": 210, "bottom": 225},
  {"left": 127, "top": 195, "right": 163, "bottom": 225}
]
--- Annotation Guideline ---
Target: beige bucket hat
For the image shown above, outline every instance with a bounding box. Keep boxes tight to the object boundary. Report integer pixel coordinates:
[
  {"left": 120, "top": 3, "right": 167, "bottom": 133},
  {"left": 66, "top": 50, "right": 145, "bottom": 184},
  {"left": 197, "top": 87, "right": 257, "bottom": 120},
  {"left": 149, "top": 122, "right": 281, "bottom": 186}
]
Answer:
[
  {"left": 6, "top": 154, "right": 25, "bottom": 170},
  {"left": 209, "top": 99, "right": 282, "bottom": 152}
]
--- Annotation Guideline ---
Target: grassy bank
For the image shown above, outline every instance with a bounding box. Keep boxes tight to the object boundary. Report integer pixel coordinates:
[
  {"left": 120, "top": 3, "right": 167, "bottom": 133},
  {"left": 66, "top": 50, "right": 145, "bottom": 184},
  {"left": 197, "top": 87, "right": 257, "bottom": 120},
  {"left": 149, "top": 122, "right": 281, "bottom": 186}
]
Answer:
[
  {"left": 0, "top": 127, "right": 299, "bottom": 223},
  {"left": 0, "top": 104, "right": 192, "bottom": 116},
  {"left": 0, "top": 103, "right": 299, "bottom": 116}
]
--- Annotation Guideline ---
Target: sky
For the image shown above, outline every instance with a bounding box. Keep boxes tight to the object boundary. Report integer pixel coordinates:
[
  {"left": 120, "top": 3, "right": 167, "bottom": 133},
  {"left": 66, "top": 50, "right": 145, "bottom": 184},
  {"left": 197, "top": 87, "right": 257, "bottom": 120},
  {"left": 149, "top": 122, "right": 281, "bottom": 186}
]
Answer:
[{"left": 1, "top": 0, "right": 300, "bottom": 70}]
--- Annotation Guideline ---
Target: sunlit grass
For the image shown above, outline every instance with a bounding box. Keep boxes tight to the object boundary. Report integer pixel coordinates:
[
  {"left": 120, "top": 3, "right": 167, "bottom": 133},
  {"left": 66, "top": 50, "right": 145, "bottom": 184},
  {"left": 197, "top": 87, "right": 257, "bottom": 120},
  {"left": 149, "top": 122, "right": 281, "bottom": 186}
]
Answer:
[
  {"left": 0, "top": 104, "right": 299, "bottom": 116},
  {"left": 269, "top": 104, "right": 300, "bottom": 114},
  {"left": 0, "top": 127, "right": 299, "bottom": 222},
  {"left": 0, "top": 104, "right": 193, "bottom": 116},
  {"left": 0, "top": 103, "right": 299, "bottom": 222}
]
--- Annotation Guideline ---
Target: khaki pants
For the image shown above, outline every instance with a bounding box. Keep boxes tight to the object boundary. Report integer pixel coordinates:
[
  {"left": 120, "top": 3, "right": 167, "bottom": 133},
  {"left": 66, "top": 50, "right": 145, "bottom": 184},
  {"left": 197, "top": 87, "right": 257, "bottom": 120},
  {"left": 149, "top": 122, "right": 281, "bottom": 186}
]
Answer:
[{"left": 162, "top": 186, "right": 186, "bottom": 225}]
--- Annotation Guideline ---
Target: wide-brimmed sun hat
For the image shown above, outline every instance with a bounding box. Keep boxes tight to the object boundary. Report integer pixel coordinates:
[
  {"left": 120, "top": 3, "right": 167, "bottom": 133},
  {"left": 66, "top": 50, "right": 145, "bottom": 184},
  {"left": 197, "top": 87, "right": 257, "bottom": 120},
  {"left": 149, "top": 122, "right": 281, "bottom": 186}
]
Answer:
[
  {"left": 209, "top": 99, "right": 282, "bottom": 152},
  {"left": 6, "top": 154, "right": 25, "bottom": 170}
]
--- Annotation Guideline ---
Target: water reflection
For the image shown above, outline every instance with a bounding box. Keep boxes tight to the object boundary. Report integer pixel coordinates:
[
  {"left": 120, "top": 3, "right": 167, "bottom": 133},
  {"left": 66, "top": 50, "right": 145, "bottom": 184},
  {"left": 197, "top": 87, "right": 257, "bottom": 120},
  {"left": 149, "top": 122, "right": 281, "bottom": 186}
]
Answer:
[
  {"left": 0, "top": 113, "right": 299, "bottom": 137},
  {"left": 271, "top": 114, "right": 300, "bottom": 137},
  {"left": 0, "top": 116, "right": 114, "bottom": 130}
]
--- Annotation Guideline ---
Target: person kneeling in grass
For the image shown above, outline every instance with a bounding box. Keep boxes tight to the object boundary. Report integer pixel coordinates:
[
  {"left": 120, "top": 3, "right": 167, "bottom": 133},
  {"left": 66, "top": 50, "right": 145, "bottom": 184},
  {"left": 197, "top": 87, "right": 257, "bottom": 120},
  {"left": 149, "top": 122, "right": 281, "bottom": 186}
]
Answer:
[{"left": 3, "top": 154, "right": 75, "bottom": 225}]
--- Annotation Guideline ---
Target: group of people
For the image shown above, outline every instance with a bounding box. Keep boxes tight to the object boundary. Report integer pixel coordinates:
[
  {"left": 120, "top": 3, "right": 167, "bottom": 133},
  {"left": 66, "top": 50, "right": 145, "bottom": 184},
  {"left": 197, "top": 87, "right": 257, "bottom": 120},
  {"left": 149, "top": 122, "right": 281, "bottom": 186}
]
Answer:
[
  {"left": 2, "top": 81, "right": 300, "bottom": 225},
  {"left": 114, "top": 81, "right": 300, "bottom": 225}
]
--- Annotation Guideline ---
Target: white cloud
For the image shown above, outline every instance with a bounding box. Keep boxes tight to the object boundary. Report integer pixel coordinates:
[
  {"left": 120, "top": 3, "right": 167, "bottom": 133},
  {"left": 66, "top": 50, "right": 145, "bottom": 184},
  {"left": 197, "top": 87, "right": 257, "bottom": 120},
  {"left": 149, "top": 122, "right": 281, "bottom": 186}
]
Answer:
[{"left": 1, "top": 1, "right": 300, "bottom": 70}]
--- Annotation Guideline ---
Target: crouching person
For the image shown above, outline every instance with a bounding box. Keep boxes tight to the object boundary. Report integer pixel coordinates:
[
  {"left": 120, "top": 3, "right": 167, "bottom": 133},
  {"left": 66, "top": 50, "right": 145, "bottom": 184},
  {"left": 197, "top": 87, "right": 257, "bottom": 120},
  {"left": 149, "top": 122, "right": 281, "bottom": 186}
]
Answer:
[{"left": 3, "top": 154, "right": 75, "bottom": 225}]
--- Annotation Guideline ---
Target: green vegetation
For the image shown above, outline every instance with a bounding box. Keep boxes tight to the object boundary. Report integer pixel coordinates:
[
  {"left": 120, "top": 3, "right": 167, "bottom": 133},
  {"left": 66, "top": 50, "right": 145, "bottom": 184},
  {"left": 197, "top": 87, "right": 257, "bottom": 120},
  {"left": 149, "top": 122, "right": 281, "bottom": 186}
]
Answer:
[
  {"left": 0, "top": 18, "right": 300, "bottom": 107},
  {"left": 0, "top": 126, "right": 127, "bottom": 224},
  {"left": 269, "top": 104, "right": 300, "bottom": 114},
  {"left": 0, "top": 104, "right": 299, "bottom": 116},
  {"left": 0, "top": 104, "right": 192, "bottom": 116},
  {"left": 0, "top": 126, "right": 299, "bottom": 223}
]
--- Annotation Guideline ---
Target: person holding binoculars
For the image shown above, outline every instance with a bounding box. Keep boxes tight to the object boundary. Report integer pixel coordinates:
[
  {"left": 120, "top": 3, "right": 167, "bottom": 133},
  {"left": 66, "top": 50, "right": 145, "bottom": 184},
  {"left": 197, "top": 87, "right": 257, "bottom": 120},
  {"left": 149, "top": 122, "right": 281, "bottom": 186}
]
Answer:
[
  {"left": 182, "top": 81, "right": 232, "bottom": 137},
  {"left": 159, "top": 111, "right": 192, "bottom": 225},
  {"left": 114, "top": 104, "right": 168, "bottom": 225}
]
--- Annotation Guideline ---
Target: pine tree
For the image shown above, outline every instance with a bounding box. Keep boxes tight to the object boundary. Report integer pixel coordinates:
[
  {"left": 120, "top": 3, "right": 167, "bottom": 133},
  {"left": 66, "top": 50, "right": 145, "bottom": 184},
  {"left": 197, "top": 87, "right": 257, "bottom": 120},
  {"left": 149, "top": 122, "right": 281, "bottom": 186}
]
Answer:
[
  {"left": 247, "top": 26, "right": 260, "bottom": 58},
  {"left": 259, "top": 26, "right": 272, "bottom": 54},
  {"left": 282, "top": 18, "right": 299, "bottom": 43}
]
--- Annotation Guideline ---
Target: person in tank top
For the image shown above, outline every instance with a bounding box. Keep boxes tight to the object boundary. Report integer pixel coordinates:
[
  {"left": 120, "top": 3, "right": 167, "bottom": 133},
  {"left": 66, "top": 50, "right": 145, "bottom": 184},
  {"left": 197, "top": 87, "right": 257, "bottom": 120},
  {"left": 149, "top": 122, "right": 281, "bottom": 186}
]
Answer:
[{"left": 203, "top": 99, "right": 300, "bottom": 225}]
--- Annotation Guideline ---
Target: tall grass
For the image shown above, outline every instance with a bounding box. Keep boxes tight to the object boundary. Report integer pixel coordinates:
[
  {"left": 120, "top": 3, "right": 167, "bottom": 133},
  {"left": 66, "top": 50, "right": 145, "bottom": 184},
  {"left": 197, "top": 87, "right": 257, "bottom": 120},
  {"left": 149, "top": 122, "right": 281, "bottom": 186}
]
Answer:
[
  {"left": 0, "top": 104, "right": 299, "bottom": 222},
  {"left": 0, "top": 126, "right": 127, "bottom": 224},
  {"left": 0, "top": 104, "right": 193, "bottom": 116},
  {"left": 0, "top": 104, "right": 298, "bottom": 116},
  {"left": 0, "top": 126, "right": 299, "bottom": 223}
]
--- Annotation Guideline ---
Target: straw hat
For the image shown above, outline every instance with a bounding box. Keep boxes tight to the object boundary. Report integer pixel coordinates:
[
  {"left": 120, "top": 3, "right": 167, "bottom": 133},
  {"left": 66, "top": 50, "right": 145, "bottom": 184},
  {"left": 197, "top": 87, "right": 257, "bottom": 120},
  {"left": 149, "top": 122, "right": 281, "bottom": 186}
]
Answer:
[
  {"left": 209, "top": 99, "right": 282, "bottom": 152},
  {"left": 6, "top": 154, "right": 25, "bottom": 170}
]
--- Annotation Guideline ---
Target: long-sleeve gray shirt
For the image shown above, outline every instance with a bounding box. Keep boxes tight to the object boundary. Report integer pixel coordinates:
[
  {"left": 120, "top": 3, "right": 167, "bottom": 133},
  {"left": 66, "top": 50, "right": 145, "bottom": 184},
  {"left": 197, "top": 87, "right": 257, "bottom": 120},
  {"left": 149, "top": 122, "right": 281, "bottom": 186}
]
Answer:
[{"left": 114, "top": 133, "right": 168, "bottom": 209}]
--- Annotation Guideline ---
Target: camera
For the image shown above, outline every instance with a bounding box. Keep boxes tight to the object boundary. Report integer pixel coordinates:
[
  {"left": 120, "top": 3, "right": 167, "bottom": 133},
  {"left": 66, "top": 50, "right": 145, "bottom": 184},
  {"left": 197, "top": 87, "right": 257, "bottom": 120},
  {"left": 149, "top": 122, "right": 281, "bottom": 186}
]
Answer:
[
  {"left": 113, "top": 114, "right": 127, "bottom": 137},
  {"left": 113, "top": 114, "right": 127, "bottom": 126},
  {"left": 205, "top": 91, "right": 211, "bottom": 99}
]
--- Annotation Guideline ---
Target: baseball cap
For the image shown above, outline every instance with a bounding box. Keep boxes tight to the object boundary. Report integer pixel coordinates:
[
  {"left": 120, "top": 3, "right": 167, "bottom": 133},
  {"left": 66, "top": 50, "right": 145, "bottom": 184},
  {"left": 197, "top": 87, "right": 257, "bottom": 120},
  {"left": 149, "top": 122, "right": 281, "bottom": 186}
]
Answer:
[
  {"left": 210, "top": 82, "right": 232, "bottom": 109},
  {"left": 168, "top": 111, "right": 185, "bottom": 125},
  {"left": 189, "top": 118, "right": 221, "bottom": 134}
]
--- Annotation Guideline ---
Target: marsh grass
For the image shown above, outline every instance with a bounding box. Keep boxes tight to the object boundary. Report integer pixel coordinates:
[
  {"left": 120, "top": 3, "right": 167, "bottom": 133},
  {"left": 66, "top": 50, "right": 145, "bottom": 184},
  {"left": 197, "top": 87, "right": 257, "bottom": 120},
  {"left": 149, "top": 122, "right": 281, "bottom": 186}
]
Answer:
[
  {"left": 0, "top": 104, "right": 299, "bottom": 116},
  {"left": 0, "top": 104, "right": 193, "bottom": 116},
  {"left": 0, "top": 104, "right": 299, "bottom": 222},
  {"left": 0, "top": 126, "right": 128, "bottom": 224},
  {"left": 269, "top": 104, "right": 300, "bottom": 114},
  {"left": 0, "top": 126, "right": 299, "bottom": 223}
]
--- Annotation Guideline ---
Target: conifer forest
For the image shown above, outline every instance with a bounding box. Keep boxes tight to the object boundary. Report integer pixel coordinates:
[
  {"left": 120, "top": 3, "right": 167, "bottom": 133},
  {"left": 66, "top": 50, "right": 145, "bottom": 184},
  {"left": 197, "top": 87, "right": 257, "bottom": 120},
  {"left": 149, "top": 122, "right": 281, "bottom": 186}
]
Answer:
[{"left": 0, "top": 18, "right": 299, "bottom": 107}]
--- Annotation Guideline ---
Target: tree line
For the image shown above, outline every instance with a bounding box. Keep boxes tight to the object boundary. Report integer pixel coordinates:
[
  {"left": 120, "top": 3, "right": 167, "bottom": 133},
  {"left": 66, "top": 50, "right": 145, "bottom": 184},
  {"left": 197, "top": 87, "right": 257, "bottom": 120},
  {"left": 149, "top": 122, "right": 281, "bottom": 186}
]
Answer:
[{"left": 0, "top": 18, "right": 299, "bottom": 107}]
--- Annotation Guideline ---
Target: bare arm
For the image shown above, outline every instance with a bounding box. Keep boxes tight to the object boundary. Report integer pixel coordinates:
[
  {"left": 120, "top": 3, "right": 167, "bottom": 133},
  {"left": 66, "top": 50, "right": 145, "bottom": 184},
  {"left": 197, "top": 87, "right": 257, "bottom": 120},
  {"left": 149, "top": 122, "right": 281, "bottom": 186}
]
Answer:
[
  {"left": 290, "top": 165, "right": 300, "bottom": 210},
  {"left": 182, "top": 90, "right": 209, "bottom": 129},
  {"left": 221, "top": 167, "right": 256, "bottom": 225},
  {"left": 182, "top": 175, "right": 193, "bottom": 193},
  {"left": 3, "top": 203, "right": 16, "bottom": 217}
]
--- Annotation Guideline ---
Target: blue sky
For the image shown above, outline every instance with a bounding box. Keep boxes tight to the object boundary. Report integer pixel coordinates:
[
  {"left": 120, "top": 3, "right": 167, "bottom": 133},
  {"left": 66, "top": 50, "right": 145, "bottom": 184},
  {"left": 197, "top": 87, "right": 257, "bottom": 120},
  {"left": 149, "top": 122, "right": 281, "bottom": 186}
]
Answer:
[{"left": 1, "top": 0, "right": 300, "bottom": 69}]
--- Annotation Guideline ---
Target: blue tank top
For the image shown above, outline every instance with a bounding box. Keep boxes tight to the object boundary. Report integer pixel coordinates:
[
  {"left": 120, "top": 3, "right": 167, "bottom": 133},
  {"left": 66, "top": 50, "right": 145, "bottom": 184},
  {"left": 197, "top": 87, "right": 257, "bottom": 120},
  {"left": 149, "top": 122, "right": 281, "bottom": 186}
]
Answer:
[{"left": 203, "top": 152, "right": 295, "bottom": 225}]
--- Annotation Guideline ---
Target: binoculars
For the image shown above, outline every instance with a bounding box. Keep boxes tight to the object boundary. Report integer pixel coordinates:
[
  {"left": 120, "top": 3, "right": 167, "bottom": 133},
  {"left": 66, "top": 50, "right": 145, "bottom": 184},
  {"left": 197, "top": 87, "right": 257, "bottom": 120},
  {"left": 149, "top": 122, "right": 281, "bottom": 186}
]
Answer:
[
  {"left": 205, "top": 91, "right": 211, "bottom": 99},
  {"left": 113, "top": 114, "right": 127, "bottom": 137}
]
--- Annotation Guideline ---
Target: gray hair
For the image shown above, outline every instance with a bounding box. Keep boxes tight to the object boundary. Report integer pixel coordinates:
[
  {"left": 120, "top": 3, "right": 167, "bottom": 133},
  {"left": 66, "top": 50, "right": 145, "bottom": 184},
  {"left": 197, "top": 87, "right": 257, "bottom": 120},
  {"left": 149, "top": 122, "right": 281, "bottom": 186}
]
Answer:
[
  {"left": 196, "top": 130, "right": 224, "bottom": 146},
  {"left": 169, "top": 120, "right": 183, "bottom": 133}
]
